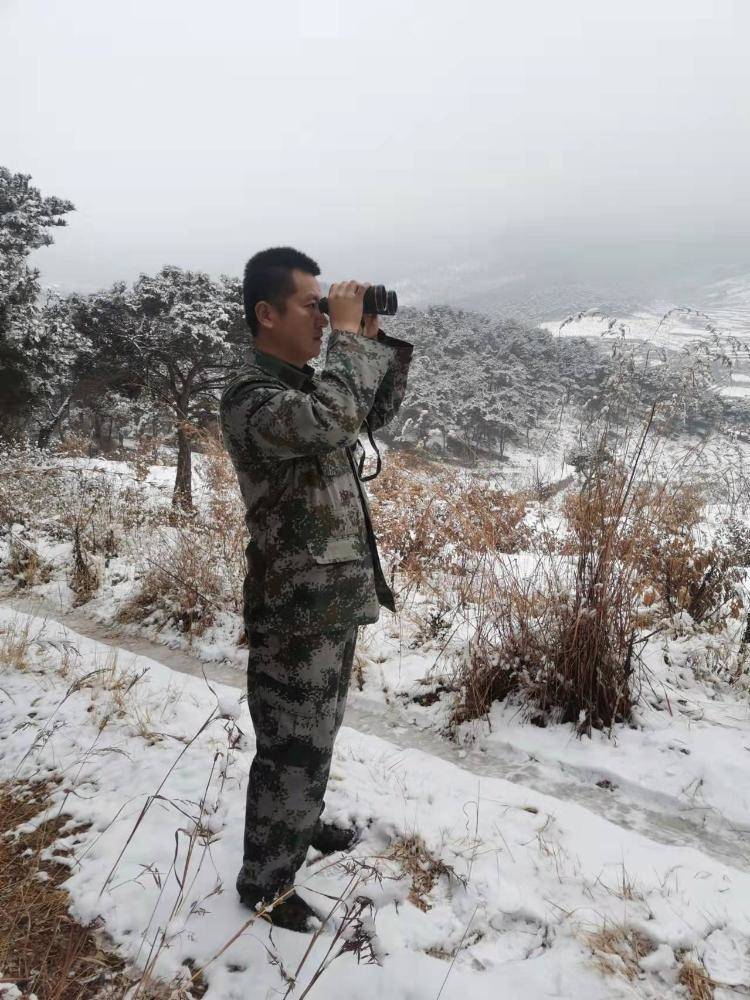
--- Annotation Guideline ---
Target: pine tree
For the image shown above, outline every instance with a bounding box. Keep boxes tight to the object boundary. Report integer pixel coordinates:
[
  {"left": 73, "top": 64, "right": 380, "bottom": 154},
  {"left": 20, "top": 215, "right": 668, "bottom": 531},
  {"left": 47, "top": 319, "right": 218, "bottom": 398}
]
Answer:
[
  {"left": 0, "top": 166, "right": 75, "bottom": 437},
  {"left": 74, "top": 267, "right": 246, "bottom": 508}
]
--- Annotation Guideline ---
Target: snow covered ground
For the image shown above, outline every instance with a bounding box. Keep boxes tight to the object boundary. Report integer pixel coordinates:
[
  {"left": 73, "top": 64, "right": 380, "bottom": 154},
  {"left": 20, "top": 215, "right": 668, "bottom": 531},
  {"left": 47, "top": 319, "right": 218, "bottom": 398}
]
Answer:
[
  {"left": 2, "top": 591, "right": 750, "bottom": 999},
  {"left": 3, "top": 449, "right": 750, "bottom": 997}
]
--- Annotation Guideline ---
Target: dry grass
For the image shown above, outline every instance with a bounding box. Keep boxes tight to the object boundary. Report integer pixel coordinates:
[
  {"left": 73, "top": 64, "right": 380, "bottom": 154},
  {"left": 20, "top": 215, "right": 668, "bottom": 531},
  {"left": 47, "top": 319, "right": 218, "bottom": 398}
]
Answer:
[
  {"left": 383, "top": 835, "right": 464, "bottom": 911},
  {"left": 53, "top": 433, "right": 94, "bottom": 459},
  {"left": 452, "top": 461, "right": 643, "bottom": 731},
  {"left": 0, "top": 617, "right": 36, "bottom": 672},
  {"left": 0, "top": 619, "right": 206, "bottom": 997},
  {"left": 370, "top": 450, "right": 530, "bottom": 592},
  {"left": 0, "top": 780, "right": 203, "bottom": 999},
  {"left": 613, "top": 481, "right": 745, "bottom": 628},
  {"left": 7, "top": 535, "right": 52, "bottom": 589},
  {"left": 0, "top": 449, "right": 65, "bottom": 527},
  {"left": 119, "top": 438, "right": 246, "bottom": 638},
  {"left": 678, "top": 958, "right": 715, "bottom": 1000},
  {"left": 119, "top": 516, "right": 235, "bottom": 636},
  {"left": 70, "top": 648, "right": 163, "bottom": 739},
  {"left": 0, "top": 615, "right": 165, "bottom": 743},
  {"left": 69, "top": 525, "right": 101, "bottom": 606},
  {"left": 586, "top": 923, "right": 656, "bottom": 981},
  {"left": 451, "top": 419, "right": 750, "bottom": 731},
  {"left": 129, "top": 433, "right": 173, "bottom": 483}
]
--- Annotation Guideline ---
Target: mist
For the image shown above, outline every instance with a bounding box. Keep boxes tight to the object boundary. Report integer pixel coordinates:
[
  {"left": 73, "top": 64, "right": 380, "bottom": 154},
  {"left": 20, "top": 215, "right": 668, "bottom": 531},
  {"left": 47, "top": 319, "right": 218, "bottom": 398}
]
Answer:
[{"left": 2, "top": 0, "right": 749, "bottom": 306}]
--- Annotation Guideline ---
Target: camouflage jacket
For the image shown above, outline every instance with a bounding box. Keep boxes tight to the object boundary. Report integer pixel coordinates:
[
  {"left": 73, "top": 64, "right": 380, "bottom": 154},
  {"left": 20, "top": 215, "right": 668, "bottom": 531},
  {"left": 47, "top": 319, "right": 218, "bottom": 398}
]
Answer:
[{"left": 219, "top": 328, "right": 413, "bottom": 634}]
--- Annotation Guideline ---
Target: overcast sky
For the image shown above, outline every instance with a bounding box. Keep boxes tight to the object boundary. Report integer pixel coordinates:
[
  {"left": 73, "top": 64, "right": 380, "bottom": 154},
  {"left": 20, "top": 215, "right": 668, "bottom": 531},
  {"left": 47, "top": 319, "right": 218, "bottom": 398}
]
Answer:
[{"left": 2, "top": 0, "right": 749, "bottom": 299}]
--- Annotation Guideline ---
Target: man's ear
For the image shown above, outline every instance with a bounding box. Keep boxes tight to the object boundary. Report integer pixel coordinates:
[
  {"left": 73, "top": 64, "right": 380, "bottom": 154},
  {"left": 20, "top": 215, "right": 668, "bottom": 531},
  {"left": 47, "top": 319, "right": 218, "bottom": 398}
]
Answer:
[{"left": 255, "top": 301, "right": 274, "bottom": 331}]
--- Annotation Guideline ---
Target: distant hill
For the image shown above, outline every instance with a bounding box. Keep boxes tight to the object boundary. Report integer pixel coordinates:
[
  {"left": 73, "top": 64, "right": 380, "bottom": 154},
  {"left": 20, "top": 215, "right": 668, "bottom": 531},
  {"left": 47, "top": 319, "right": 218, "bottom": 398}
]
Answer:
[
  {"left": 372, "top": 303, "right": 750, "bottom": 461},
  {"left": 374, "top": 305, "right": 610, "bottom": 459}
]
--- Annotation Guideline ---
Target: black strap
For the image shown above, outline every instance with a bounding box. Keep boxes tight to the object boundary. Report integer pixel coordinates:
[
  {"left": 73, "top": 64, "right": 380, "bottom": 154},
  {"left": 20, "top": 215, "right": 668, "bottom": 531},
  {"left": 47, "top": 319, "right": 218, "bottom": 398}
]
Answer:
[{"left": 355, "top": 419, "right": 382, "bottom": 482}]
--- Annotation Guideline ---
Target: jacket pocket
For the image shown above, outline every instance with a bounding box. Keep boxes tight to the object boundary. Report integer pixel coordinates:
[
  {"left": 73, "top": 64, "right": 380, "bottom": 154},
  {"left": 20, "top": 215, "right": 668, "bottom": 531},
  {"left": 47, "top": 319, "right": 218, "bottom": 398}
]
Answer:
[{"left": 307, "top": 534, "right": 361, "bottom": 564}]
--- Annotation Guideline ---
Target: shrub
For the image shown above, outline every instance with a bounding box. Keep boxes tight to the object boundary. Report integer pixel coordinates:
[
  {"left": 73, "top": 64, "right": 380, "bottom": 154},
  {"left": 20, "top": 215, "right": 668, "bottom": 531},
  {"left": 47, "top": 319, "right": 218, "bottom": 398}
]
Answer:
[
  {"left": 68, "top": 524, "right": 100, "bottom": 605},
  {"left": 120, "top": 441, "right": 246, "bottom": 636},
  {"left": 370, "top": 451, "right": 530, "bottom": 592},
  {"left": 453, "top": 439, "right": 649, "bottom": 733},
  {"left": 619, "top": 483, "right": 743, "bottom": 628},
  {"left": 452, "top": 420, "right": 749, "bottom": 731},
  {"left": 120, "top": 518, "right": 225, "bottom": 635},
  {"left": 7, "top": 534, "right": 52, "bottom": 588}
]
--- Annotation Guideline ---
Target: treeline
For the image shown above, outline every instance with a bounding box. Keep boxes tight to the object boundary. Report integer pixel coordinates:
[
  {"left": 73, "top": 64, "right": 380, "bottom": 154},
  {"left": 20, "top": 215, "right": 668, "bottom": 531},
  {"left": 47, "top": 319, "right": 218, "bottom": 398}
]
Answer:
[
  {"left": 378, "top": 307, "right": 610, "bottom": 458},
  {"left": 1, "top": 166, "right": 744, "bottom": 505},
  {"left": 377, "top": 305, "right": 745, "bottom": 460}
]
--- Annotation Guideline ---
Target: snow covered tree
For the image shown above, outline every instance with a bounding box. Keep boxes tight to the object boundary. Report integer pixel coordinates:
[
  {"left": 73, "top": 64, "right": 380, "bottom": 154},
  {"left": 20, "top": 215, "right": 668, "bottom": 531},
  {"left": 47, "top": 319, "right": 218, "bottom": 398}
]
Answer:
[
  {"left": 0, "top": 337, "right": 32, "bottom": 437},
  {"left": 30, "top": 291, "right": 92, "bottom": 447},
  {"left": 0, "top": 166, "right": 75, "bottom": 437},
  {"left": 74, "top": 267, "right": 246, "bottom": 508}
]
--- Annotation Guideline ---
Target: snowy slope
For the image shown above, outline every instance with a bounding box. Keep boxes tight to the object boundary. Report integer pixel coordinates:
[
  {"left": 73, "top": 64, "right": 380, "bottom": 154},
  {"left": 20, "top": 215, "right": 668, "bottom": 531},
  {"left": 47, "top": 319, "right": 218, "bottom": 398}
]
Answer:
[
  {"left": 2, "top": 605, "right": 750, "bottom": 999},
  {"left": 539, "top": 272, "right": 750, "bottom": 398}
]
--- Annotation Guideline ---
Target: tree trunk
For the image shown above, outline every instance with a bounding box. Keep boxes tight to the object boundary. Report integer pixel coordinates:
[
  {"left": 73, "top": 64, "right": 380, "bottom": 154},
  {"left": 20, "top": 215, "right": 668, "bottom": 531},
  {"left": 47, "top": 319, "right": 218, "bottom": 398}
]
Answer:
[
  {"left": 92, "top": 412, "right": 103, "bottom": 453},
  {"left": 173, "top": 421, "right": 193, "bottom": 510},
  {"left": 37, "top": 395, "right": 72, "bottom": 449}
]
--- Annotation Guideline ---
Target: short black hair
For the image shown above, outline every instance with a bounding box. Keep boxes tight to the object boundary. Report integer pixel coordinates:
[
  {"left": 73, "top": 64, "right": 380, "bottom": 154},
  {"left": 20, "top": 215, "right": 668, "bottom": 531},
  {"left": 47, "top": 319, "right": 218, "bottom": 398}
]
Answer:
[{"left": 243, "top": 246, "right": 321, "bottom": 335}]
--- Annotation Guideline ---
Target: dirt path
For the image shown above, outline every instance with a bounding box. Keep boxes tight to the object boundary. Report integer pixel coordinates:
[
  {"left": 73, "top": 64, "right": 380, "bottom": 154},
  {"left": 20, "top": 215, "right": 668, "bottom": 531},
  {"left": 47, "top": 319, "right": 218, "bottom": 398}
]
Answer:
[{"left": 3, "top": 592, "right": 749, "bottom": 874}]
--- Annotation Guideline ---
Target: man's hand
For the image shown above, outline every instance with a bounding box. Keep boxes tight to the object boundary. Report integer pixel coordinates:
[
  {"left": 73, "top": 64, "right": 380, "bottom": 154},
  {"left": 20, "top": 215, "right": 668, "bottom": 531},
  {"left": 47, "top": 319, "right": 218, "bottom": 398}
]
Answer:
[
  {"left": 328, "top": 281, "right": 368, "bottom": 335},
  {"left": 328, "top": 281, "right": 379, "bottom": 338}
]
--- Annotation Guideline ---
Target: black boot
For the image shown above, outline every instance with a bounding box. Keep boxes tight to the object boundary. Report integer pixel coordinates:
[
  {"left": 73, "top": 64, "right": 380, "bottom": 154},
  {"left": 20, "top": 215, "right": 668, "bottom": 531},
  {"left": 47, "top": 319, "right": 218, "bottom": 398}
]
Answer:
[
  {"left": 240, "top": 888, "right": 321, "bottom": 933},
  {"left": 310, "top": 821, "right": 358, "bottom": 854}
]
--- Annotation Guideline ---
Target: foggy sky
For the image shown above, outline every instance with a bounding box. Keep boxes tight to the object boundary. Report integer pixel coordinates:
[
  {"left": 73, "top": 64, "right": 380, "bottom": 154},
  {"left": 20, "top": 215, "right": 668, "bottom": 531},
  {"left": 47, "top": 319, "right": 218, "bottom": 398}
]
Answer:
[{"left": 2, "top": 0, "right": 749, "bottom": 300}]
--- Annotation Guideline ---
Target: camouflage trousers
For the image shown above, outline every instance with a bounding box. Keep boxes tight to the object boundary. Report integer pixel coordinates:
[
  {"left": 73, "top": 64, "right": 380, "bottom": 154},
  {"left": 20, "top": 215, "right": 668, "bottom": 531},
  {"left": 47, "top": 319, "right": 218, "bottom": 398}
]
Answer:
[{"left": 236, "top": 626, "right": 358, "bottom": 903}]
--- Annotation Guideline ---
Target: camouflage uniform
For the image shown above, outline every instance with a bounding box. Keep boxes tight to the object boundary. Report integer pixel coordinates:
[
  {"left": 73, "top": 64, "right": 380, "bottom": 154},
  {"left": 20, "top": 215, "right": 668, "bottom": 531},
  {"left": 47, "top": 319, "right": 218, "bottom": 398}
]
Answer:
[{"left": 220, "top": 328, "right": 413, "bottom": 902}]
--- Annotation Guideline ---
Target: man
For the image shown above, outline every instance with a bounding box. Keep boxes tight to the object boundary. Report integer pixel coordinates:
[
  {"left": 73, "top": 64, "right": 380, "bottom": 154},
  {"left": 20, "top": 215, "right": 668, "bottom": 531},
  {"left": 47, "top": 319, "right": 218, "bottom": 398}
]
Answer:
[{"left": 219, "top": 247, "right": 413, "bottom": 932}]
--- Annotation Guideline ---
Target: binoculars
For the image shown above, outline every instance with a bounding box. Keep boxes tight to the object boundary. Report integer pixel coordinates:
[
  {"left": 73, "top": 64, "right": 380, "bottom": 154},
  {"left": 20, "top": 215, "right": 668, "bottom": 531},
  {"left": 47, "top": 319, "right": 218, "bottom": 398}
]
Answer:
[{"left": 318, "top": 285, "right": 398, "bottom": 317}]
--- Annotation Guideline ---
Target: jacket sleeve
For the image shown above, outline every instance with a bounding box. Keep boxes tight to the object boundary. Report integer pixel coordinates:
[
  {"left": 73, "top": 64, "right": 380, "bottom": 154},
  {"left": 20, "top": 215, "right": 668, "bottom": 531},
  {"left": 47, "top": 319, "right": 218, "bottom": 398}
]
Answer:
[
  {"left": 364, "top": 331, "right": 414, "bottom": 432},
  {"left": 220, "top": 330, "right": 393, "bottom": 460}
]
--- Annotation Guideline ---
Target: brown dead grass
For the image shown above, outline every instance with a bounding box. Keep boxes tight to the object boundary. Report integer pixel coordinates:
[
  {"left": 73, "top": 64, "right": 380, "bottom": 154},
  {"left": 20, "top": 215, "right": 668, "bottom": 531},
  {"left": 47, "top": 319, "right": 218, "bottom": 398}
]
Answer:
[
  {"left": 452, "top": 422, "right": 750, "bottom": 731},
  {"left": 69, "top": 525, "right": 100, "bottom": 606},
  {"left": 586, "top": 923, "right": 656, "bottom": 981},
  {"left": 370, "top": 450, "right": 531, "bottom": 591},
  {"left": 678, "top": 958, "right": 715, "bottom": 1000},
  {"left": 452, "top": 459, "right": 642, "bottom": 732},
  {"left": 0, "top": 779, "right": 205, "bottom": 1000},
  {"left": 384, "top": 835, "right": 464, "bottom": 911},
  {"left": 565, "top": 477, "right": 744, "bottom": 629},
  {"left": 52, "top": 434, "right": 94, "bottom": 459},
  {"left": 0, "top": 781, "right": 114, "bottom": 1000},
  {"left": 7, "top": 536, "right": 52, "bottom": 589},
  {"left": 619, "top": 481, "right": 742, "bottom": 628},
  {"left": 119, "top": 436, "right": 246, "bottom": 637},
  {"left": 0, "top": 618, "right": 34, "bottom": 672}
]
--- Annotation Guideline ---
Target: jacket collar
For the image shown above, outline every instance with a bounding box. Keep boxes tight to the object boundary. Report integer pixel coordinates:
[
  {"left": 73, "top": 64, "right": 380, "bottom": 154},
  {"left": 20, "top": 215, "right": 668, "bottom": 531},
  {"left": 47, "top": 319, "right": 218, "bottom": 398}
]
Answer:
[{"left": 250, "top": 348, "right": 316, "bottom": 391}]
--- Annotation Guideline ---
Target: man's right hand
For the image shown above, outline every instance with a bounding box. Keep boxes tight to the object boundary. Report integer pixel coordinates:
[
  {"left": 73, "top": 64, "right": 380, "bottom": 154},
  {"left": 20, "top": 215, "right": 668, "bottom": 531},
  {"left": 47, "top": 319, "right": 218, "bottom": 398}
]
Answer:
[{"left": 327, "top": 281, "right": 369, "bottom": 334}]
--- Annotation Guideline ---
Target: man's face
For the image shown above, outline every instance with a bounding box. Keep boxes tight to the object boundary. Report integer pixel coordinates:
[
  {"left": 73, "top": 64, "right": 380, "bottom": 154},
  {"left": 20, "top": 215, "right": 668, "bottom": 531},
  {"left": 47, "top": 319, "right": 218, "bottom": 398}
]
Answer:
[{"left": 257, "top": 269, "right": 329, "bottom": 367}]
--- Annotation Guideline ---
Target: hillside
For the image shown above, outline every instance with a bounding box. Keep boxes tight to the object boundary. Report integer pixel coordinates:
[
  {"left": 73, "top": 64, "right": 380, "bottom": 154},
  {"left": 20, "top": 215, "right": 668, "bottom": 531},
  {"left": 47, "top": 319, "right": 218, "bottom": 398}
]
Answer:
[{"left": 371, "top": 305, "right": 742, "bottom": 462}]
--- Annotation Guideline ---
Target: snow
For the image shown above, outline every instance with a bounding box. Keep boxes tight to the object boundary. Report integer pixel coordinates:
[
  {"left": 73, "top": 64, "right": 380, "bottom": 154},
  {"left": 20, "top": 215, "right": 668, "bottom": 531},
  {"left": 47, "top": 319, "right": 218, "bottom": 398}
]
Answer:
[
  {"left": 2, "top": 603, "right": 750, "bottom": 998},
  {"left": 461, "top": 630, "right": 750, "bottom": 839},
  {"left": 3, "top": 443, "right": 750, "bottom": 996},
  {"left": 720, "top": 384, "right": 750, "bottom": 398}
]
